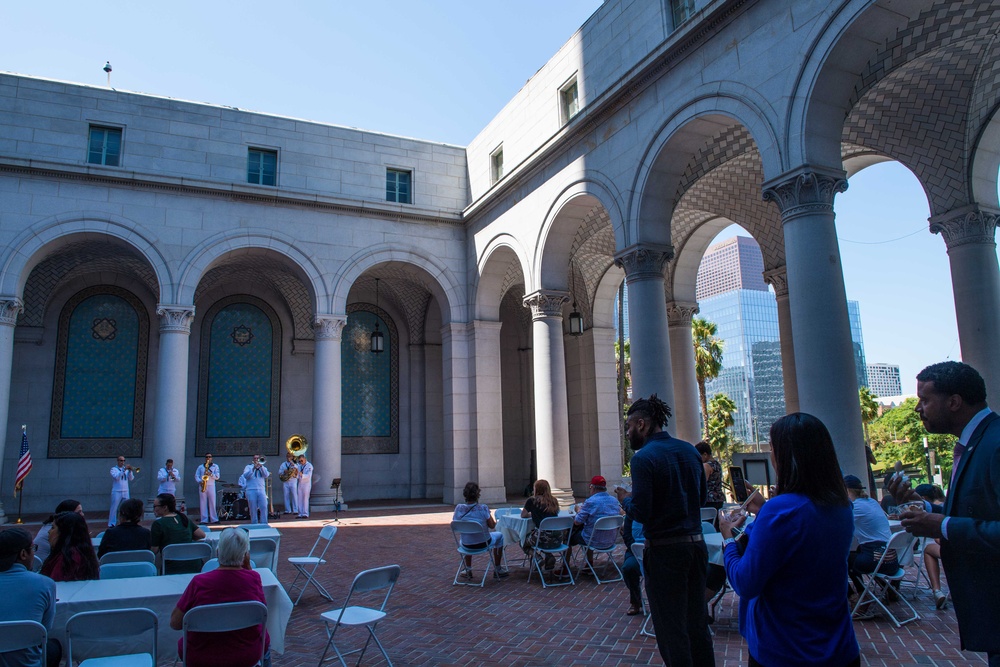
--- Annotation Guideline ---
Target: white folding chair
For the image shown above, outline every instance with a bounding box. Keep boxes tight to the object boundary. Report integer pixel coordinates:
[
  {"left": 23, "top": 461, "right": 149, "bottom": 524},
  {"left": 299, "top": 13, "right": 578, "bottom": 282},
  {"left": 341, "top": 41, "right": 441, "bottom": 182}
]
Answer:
[
  {"left": 898, "top": 536, "right": 934, "bottom": 599},
  {"left": 100, "top": 561, "right": 157, "bottom": 579},
  {"left": 288, "top": 524, "right": 338, "bottom": 605},
  {"left": 700, "top": 507, "right": 718, "bottom": 523},
  {"left": 201, "top": 557, "right": 258, "bottom": 573},
  {"left": 32, "top": 554, "right": 43, "bottom": 572},
  {"left": 249, "top": 537, "right": 279, "bottom": 573},
  {"left": 182, "top": 601, "right": 267, "bottom": 667},
  {"left": 573, "top": 515, "right": 624, "bottom": 583},
  {"left": 0, "top": 619, "right": 47, "bottom": 667},
  {"left": 99, "top": 549, "right": 156, "bottom": 566},
  {"left": 449, "top": 520, "right": 505, "bottom": 587},
  {"left": 318, "top": 564, "right": 401, "bottom": 667},
  {"left": 66, "top": 607, "right": 157, "bottom": 667},
  {"left": 631, "top": 542, "right": 655, "bottom": 638},
  {"left": 526, "top": 516, "right": 575, "bottom": 588},
  {"left": 161, "top": 542, "right": 213, "bottom": 575},
  {"left": 851, "top": 530, "right": 921, "bottom": 627}
]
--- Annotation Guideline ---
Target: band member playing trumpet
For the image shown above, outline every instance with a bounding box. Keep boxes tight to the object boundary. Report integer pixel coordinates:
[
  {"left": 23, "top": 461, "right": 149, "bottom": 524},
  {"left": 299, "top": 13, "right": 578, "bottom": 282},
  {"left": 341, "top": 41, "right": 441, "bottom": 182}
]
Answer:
[
  {"left": 296, "top": 454, "right": 314, "bottom": 519},
  {"left": 195, "top": 454, "right": 221, "bottom": 524},
  {"left": 278, "top": 452, "right": 299, "bottom": 515},
  {"left": 109, "top": 455, "right": 135, "bottom": 528},
  {"left": 157, "top": 458, "right": 180, "bottom": 496},
  {"left": 241, "top": 454, "right": 270, "bottom": 525}
]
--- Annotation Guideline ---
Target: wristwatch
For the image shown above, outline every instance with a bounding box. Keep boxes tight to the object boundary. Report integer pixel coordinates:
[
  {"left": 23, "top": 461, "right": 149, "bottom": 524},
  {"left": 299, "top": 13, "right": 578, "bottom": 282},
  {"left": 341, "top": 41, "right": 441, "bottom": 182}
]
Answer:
[{"left": 722, "top": 536, "right": 737, "bottom": 548}]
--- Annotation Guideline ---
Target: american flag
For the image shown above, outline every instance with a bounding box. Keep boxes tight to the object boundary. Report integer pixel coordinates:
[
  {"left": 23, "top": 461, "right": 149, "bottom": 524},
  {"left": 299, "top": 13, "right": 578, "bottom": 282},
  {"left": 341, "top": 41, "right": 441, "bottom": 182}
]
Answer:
[{"left": 14, "top": 426, "right": 31, "bottom": 495}]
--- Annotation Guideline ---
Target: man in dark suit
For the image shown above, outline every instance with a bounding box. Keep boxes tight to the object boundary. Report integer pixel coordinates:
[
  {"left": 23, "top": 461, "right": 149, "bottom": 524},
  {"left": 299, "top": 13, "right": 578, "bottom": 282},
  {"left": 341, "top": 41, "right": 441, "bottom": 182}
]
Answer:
[{"left": 892, "top": 361, "right": 1000, "bottom": 665}]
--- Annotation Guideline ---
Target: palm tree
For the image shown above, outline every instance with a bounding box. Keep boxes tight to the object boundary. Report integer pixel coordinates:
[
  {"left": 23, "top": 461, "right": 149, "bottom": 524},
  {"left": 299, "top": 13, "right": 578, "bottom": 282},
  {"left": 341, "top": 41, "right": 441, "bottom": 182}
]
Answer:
[
  {"left": 859, "top": 386, "right": 879, "bottom": 444},
  {"left": 692, "top": 317, "right": 724, "bottom": 435},
  {"left": 707, "top": 393, "right": 740, "bottom": 469}
]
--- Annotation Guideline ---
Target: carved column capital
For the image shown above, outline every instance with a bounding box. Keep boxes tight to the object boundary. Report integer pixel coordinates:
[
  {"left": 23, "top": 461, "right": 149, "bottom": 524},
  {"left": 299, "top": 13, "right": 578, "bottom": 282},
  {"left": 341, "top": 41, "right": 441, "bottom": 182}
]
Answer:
[
  {"left": 613, "top": 244, "right": 674, "bottom": 281},
  {"left": 929, "top": 206, "right": 999, "bottom": 249},
  {"left": 762, "top": 167, "right": 848, "bottom": 221},
  {"left": 666, "top": 301, "right": 699, "bottom": 326},
  {"left": 762, "top": 266, "right": 789, "bottom": 297},
  {"left": 0, "top": 298, "right": 24, "bottom": 327},
  {"left": 522, "top": 290, "right": 569, "bottom": 319},
  {"left": 313, "top": 315, "right": 348, "bottom": 341},
  {"left": 156, "top": 304, "right": 195, "bottom": 334}
]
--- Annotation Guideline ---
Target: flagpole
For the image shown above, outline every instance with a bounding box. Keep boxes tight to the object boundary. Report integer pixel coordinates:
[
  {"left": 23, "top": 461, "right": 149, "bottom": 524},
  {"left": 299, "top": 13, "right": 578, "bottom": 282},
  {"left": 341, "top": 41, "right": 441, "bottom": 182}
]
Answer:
[{"left": 14, "top": 424, "right": 26, "bottom": 524}]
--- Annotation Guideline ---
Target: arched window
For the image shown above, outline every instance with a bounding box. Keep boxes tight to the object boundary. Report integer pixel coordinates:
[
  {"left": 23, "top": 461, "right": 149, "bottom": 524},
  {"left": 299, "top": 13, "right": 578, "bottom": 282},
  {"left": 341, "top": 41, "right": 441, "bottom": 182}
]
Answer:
[
  {"left": 342, "top": 303, "right": 399, "bottom": 454},
  {"left": 196, "top": 296, "right": 281, "bottom": 457},
  {"left": 49, "top": 286, "right": 149, "bottom": 457}
]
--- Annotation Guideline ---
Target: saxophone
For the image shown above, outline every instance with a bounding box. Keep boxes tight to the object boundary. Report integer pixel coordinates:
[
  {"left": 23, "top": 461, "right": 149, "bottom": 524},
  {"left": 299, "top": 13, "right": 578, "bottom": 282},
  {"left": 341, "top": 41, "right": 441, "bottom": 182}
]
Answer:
[{"left": 200, "top": 463, "right": 211, "bottom": 493}]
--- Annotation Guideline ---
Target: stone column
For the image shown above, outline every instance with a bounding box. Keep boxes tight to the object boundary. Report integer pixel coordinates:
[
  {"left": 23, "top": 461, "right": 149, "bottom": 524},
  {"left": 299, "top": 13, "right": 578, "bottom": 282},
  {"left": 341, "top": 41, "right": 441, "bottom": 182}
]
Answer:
[
  {"left": 614, "top": 245, "right": 675, "bottom": 408},
  {"left": 472, "top": 320, "right": 505, "bottom": 503},
  {"left": 523, "top": 290, "right": 573, "bottom": 496},
  {"left": 153, "top": 305, "right": 195, "bottom": 503},
  {"left": 590, "top": 326, "right": 626, "bottom": 478},
  {"left": 408, "top": 343, "right": 426, "bottom": 499},
  {"left": 930, "top": 207, "right": 1000, "bottom": 401},
  {"left": 441, "top": 322, "right": 474, "bottom": 504},
  {"left": 666, "top": 301, "right": 701, "bottom": 443},
  {"left": 0, "top": 298, "right": 23, "bottom": 524},
  {"left": 310, "top": 315, "right": 346, "bottom": 511},
  {"left": 763, "top": 267, "right": 799, "bottom": 413},
  {"left": 762, "top": 167, "right": 866, "bottom": 479}
]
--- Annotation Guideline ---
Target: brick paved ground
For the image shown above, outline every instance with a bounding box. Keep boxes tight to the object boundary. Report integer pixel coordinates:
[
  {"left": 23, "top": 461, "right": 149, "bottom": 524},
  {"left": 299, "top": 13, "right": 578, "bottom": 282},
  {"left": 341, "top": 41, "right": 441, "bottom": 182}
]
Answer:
[{"left": 28, "top": 503, "right": 987, "bottom": 666}]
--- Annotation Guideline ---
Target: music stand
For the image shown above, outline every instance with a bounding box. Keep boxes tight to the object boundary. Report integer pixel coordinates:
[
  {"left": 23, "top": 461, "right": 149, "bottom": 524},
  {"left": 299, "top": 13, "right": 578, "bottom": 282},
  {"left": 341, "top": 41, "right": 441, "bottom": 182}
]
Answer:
[{"left": 330, "top": 478, "right": 342, "bottom": 522}]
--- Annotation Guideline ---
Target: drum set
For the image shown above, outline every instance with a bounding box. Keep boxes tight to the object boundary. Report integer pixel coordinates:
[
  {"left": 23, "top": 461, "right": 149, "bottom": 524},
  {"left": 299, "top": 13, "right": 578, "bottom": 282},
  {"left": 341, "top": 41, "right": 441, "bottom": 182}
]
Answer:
[{"left": 219, "top": 483, "right": 249, "bottom": 521}]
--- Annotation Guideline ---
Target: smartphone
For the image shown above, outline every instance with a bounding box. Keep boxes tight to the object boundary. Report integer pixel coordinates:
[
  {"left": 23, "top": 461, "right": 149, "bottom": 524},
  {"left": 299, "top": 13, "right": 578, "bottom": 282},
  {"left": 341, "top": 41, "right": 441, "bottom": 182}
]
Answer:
[
  {"left": 729, "top": 466, "right": 749, "bottom": 503},
  {"left": 893, "top": 460, "right": 909, "bottom": 484}
]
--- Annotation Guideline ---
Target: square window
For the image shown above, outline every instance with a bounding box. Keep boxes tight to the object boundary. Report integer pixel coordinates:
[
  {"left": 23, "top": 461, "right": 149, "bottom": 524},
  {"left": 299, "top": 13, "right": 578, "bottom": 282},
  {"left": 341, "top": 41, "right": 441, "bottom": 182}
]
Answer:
[
  {"left": 561, "top": 80, "right": 580, "bottom": 123},
  {"left": 669, "top": 0, "right": 696, "bottom": 29},
  {"left": 247, "top": 148, "right": 277, "bottom": 186},
  {"left": 87, "top": 126, "right": 122, "bottom": 166},
  {"left": 386, "top": 168, "right": 412, "bottom": 204},
  {"left": 490, "top": 146, "right": 504, "bottom": 184}
]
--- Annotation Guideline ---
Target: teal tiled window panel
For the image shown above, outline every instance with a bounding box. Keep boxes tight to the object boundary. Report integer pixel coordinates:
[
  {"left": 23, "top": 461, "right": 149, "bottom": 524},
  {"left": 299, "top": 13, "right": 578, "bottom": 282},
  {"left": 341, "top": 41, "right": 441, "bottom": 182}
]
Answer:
[{"left": 342, "top": 304, "right": 399, "bottom": 454}]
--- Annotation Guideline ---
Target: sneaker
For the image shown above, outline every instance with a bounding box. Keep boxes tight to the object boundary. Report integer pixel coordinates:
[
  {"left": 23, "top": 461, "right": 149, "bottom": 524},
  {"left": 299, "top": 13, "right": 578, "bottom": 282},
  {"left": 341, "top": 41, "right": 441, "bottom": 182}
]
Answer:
[
  {"left": 494, "top": 566, "right": 510, "bottom": 579},
  {"left": 462, "top": 567, "right": 473, "bottom": 580},
  {"left": 934, "top": 589, "right": 948, "bottom": 609}
]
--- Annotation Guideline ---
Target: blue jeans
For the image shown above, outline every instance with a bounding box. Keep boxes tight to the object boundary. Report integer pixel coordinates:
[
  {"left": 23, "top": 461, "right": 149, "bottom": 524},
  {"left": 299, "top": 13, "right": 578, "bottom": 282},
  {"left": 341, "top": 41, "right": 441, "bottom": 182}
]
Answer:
[
  {"left": 643, "top": 540, "right": 715, "bottom": 667},
  {"left": 622, "top": 548, "right": 643, "bottom": 608}
]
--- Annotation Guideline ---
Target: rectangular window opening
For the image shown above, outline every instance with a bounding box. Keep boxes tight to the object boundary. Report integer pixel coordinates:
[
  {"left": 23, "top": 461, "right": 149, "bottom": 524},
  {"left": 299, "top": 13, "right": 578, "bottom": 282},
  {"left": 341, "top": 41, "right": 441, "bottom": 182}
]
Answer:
[
  {"left": 386, "top": 168, "right": 412, "bottom": 204},
  {"left": 247, "top": 148, "right": 278, "bottom": 186},
  {"left": 561, "top": 79, "right": 580, "bottom": 124},
  {"left": 490, "top": 146, "right": 504, "bottom": 185},
  {"left": 87, "top": 126, "right": 122, "bottom": 166}
]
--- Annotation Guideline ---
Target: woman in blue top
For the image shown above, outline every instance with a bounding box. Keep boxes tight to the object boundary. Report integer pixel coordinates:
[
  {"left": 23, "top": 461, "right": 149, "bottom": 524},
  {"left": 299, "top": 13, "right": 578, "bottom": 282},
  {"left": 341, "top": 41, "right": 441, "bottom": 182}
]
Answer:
[{"left": 720, "top": 413, "right": 860, "bottom": 667}]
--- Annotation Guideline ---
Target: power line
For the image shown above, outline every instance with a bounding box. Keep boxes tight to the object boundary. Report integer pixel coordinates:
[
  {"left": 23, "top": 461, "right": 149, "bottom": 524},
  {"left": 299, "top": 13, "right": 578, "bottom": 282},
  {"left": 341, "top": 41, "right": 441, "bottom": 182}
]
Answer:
[{"left": 837, "top": 225, "right": 927, "bottom": 245}]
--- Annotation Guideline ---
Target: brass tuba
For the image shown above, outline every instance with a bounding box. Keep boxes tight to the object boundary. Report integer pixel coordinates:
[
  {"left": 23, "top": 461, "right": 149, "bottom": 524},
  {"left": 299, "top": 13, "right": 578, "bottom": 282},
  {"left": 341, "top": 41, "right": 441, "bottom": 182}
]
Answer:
[{"left": 286, "top": 434, "right": 308, "bottom": 457}]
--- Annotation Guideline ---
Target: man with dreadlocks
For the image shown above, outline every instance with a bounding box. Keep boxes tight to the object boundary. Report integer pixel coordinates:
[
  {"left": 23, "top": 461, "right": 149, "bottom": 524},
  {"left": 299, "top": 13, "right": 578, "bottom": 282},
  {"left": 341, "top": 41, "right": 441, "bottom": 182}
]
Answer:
[{"left": 616, "top": 394, "right": 714, "bottom": 666}]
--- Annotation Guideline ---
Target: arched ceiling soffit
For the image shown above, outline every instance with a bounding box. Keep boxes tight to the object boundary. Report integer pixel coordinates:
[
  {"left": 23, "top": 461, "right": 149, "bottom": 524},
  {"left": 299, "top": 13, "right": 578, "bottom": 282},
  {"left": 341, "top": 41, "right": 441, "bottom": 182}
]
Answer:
[
  {"left": 568, "top": 205, "right": 615, "bottom": 325},
  {"left": 673, "top": 124, "right": 759, "bottom": 201},
  {"left": 351, "top": 268, "right": 433, "bottom": 345},
  {"left": 498, "top": 257, "right": 525, "bottom": 307},
  {"left": 19, "top": 240, "right": 159, "bottom": 327},
  {"left": 195, "top": 257, "right": 313, "bottom": 340},
  {"left": 844, "top": 37, "right": 989, "bottom": 214},
  {"left": 500, "top": 284, "right": 532, "bottom": 336}
]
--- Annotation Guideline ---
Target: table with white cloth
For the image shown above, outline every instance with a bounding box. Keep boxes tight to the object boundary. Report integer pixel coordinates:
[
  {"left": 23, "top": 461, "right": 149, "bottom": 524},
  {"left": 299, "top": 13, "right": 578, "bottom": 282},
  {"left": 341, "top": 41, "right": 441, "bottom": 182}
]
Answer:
[
  {"left": 704, "top": 532, "right": 725, "bottom": 566},
  {"left": 204, "top": 526, "right": 282, "bottom": 565},
  {"left": 498, "top": 514, "right": 532, "bottom": 548},
  {"left": 53, "top": 568, "right": 293, "bottom": 663}
]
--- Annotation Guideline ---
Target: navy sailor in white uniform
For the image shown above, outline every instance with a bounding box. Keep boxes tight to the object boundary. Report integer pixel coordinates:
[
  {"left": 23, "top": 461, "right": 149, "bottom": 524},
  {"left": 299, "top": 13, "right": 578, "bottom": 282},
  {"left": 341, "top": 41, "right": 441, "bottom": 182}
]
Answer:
[
  {"left": 241, "top": 454, "right": 270, "bottom": 525},
  {"left": 109, "top": 455, "right": 134, "bottom": 527}
]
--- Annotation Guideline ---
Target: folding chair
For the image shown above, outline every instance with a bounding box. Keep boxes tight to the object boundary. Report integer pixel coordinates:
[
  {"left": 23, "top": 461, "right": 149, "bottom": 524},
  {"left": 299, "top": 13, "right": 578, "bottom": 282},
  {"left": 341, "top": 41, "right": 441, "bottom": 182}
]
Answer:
[
  {"left": 573, "top": 515, "right": 624, "bottom": 583},
  {"left": 700, "top": 507, "right": 718, "bottom": 523},
  {"left": 288, "top": 525, "right": 338, "bottom": 605},
  {"left": 249, "top": 537, "right": 279, "bottom": 573},
  {"left": 898, "top": 536, "right": 934, "bottom": 599},
  {"left": 66, "top": 607, "right": 157, "bottom": 667},
  {"left": 100, "top": 549, "right": 156, "bottom": 566},
  {"left": 182, "top": 601, "right": 267, "bottom": 667},
  {"left": 32, "top": 554, "right": 43, "bottom": 572},
  {"left": 201, "top": 558, "right": 258, "bottom": 573},
  {"left": 526, "top": 516, "right": 575, "bottom": 588},
  {"left": 100, "top": 561, "right": 157, "bottom": 579},
  {"left": 450, "top": 520, "right": 506, "bottom": 587},
  {"left": 851, "top": 530, "right": 921, "bottom": 627},
  {"left": 161, "top": 542, "right": 213, "bottom": 575},
  {"left": 631, "top": 542, "right": 655, "bottom": 637},
  {"left": 0, "top": 619, "right": 47, "bottom": 667},
  {"left": 318, "top": 564, "right": 401, "bottom": 667}
]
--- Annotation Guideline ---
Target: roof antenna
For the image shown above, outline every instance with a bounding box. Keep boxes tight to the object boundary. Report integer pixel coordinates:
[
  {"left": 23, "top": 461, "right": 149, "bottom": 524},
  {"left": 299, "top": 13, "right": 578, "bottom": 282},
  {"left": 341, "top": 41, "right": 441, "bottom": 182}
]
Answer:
[{"left": 103, "top": 61, "right": 112, "bottom": 87}]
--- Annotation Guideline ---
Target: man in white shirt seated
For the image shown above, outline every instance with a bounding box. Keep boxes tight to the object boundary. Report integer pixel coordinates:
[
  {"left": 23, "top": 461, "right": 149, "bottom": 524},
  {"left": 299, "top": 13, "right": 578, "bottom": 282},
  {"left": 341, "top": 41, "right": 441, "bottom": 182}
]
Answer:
[{"left": 0, "top": 527, "right": 61, "bottom": 667}]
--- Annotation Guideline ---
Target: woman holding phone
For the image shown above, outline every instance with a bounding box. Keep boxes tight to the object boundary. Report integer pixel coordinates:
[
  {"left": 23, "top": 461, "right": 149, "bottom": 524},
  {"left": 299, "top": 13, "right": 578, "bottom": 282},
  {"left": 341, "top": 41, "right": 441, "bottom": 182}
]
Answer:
[{"left": 720, "top": 413, "right": 859, "bottom": 667}]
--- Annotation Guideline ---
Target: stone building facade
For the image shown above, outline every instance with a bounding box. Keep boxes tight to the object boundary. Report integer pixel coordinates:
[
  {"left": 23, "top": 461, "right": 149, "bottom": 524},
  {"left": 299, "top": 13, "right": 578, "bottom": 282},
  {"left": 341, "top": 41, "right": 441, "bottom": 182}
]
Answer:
[{"left": 1, "top": 0, "right": 998, "bottom": 518}]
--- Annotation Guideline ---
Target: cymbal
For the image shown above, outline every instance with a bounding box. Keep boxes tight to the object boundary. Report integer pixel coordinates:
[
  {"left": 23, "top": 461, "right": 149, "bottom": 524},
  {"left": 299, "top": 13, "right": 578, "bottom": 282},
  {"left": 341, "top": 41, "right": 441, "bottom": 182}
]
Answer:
[{"left": 219, "top": 482, "right": 241, "bottom": 489}]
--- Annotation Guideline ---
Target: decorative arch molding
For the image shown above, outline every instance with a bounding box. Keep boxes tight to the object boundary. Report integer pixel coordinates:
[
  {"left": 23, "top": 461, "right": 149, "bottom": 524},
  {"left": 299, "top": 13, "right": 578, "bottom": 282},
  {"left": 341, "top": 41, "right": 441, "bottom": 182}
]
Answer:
[
  {"left": 0, "top": 212, "right": 172, "bottom": 300},
  {"left": 474, "top": 234, "right": 532, "bottom": 321},
  {"left": 627, "top": 89, "right": 782, "bottom": 248},
  {"left": 176, "top": 229, "right": 327, "bottom": 312},
  {"left": 970, "top": 104, "right": 1000, "bottom": 211},
  {"left": 329, "top": 245, "right": 465, "bottom": 324}
]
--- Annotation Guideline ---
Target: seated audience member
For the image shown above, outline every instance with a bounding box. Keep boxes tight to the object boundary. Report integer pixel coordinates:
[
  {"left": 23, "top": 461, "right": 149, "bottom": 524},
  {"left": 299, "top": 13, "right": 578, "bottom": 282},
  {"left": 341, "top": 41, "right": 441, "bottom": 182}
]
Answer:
[
  {"left": 915, "top": 484, "right": 948, "bottom": 609},
  {"left": 879, "top": 473, "right": 897, "bottom": 514},
  {"left": 696, "top": 441, "right": 725, "bottom": 516},
  {"left": 151, "top": 493, "right": 207, "bottom": 574},
  {"left": 521, "top": 479, "right": 560, "bottom": 567},
  {"left": 845, "top": 474, "right": 898, "bottom": 601},
  {"left": 453, "top": 481, "right": 508, "bottom": 579},
  {"left": 621, "top": 516, "right": 645, "bottom": 615},
  {"left": 170, "top": 528, "right": 270, "bottom": 667},
  {"left": 40, "top": 511, "right": 99, "bottom": 582},
  {"left": 0, "top": 527, "right": 62, "bottom": 667},
  {"left": 566, "top": 476, "right": 622, "bottom": 571},
  {"left": 33, "top": 499, "right": 84, "bottom": 564},
  {"left": 98, "top": 498, "right": 152, "bottom": 558}
]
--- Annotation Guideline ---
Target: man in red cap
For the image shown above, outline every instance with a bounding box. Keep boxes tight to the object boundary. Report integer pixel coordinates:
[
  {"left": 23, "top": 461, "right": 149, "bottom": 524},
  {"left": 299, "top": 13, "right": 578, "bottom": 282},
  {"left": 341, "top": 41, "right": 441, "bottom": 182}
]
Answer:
[{"left": 564, "top": 474, "right": 623, "bottom": 571}]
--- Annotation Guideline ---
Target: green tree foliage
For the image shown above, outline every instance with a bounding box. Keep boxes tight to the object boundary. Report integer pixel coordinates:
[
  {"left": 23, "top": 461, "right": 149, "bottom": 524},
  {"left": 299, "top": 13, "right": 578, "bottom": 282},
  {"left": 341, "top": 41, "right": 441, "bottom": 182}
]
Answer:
[
  {"left": 859, "top": 387, "right": 879, "bottom": 444},
  {"left": 868, "top": 397, "right": 955, "bottom": 485},
  {"left": 693, "top": 317, "right": 724, "bottom": 436},
  {"left": 706, "top": 393, "right": 743, "bottom": 471},
  {"left": 615, "top": 339, "right": 631, "bottom": 395}
]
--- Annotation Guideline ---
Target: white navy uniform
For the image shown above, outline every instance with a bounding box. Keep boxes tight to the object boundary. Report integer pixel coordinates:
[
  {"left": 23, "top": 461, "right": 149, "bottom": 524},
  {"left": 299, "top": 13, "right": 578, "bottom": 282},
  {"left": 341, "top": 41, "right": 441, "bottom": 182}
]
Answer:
[
  {"left": 195, "top": 463, "right": 221, "bottom": 523},
  {"left": 278, "top": 460, "right": 298, "bottom": 514},
  {"left": 241, "top": 463, "right": 270, "bottom": 525},
  {"left": 296, "top": 460, "right": 314, "bottom": 518},
  {"left": 157, "top": 466, "right": 180, "bottom": 496},
  {"left": 109, "top": 466, "right": 134, "bottom": 527}
]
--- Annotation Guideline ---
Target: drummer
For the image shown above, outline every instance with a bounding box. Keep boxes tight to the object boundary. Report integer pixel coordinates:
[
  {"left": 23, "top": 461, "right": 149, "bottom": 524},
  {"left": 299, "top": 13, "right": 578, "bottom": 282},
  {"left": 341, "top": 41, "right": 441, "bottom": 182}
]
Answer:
[{"left": 195, "top": 454, "right": 220, "bottom": 524}]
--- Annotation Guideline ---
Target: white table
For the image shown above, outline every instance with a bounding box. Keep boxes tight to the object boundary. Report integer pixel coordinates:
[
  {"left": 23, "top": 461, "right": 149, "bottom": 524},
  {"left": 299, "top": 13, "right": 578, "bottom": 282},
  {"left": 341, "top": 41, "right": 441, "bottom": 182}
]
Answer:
[
  {"left": 498, "top": 514, "right": 532, "bottom": 547},
  {"left": 704, "top": 532, "right": 725, "bottom": 566},
  {"left": 54, "top": 568, "right": 292, "bottom": 663}
]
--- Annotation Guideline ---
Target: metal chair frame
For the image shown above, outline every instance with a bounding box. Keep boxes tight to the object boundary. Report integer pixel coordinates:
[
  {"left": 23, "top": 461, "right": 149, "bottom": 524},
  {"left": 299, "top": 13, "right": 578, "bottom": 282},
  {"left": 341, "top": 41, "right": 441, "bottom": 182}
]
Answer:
[
  {"left": 851, "top": 530, "right": 921, "bottom": 627},
  {"left": 449, "top": 520, "right": 506, "bottom": 587},
  {"left": 0, "top": 619, "right": 47, "bottom": 667},
  {"left": 288, "top": 524, "right": 338, "bottom": 605},
  {"left": 100, "top": 561, "right": 157, "bottom": 579},
  {"left": 318, "top": 564, "right": 401, "bottom": 667},
  {"left": 573, "top": 515, "right": 625, "bottom": 584},
  {"left": 631, "top": 542, "right": 655, "bottom": 638},
  {"left": 249, "top": 537, "right": 279, "bottom": 573},
  {"left": 160, "top": 542, "right": 213, "bottom": 575},
  {"left": 526, "top": 515, "right": 575, "bottom": 588},
  {"left": 99, "top": 549, "right": 156, "bottom": 566},
  {"left": 182, "top": 601, "right": 267, "bottom": 667},
  {"left": 66, "top": 607, "right": 157, "bottom": 667}
]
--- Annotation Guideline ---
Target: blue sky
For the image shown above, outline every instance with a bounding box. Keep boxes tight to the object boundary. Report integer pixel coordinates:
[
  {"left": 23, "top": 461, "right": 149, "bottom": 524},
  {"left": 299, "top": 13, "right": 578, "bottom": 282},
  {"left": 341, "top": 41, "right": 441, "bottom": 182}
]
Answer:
[{"left": 1, "top": 1, "right": 984, "bottom": 394}]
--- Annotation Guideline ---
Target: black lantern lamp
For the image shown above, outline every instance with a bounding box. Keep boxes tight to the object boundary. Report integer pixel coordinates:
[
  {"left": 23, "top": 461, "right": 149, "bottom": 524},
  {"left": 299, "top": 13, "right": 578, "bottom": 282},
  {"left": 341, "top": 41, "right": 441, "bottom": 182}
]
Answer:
[
  {"left": 370, "top": 278, "right": 385, "bottom": 354},
  {"left": 569, "top": 267, "right": 584, "bottom": 336}
]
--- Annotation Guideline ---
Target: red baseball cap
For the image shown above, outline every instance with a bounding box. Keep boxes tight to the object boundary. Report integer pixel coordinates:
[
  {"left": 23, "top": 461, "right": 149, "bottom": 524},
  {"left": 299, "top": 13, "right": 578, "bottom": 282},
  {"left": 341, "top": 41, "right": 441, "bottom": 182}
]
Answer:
[{"left": 590, "top": 475, "right": 607, "bottom": 487}]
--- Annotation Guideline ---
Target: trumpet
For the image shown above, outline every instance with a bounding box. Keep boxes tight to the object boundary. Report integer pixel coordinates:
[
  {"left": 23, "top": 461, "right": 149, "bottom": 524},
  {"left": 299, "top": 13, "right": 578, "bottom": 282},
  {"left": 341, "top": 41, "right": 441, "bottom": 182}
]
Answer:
[{"left": 126, "top": 465, "right": 140, "bottom": 473}]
